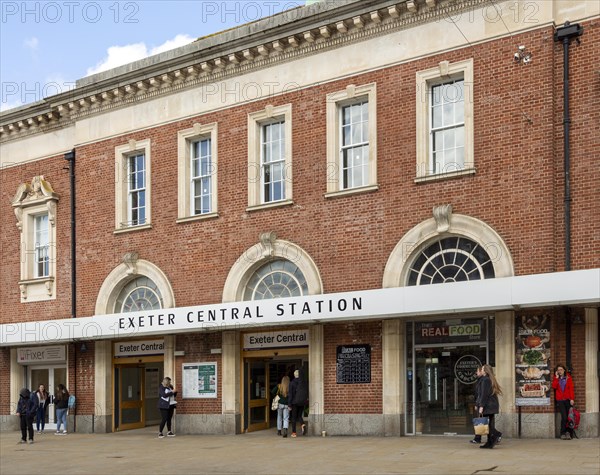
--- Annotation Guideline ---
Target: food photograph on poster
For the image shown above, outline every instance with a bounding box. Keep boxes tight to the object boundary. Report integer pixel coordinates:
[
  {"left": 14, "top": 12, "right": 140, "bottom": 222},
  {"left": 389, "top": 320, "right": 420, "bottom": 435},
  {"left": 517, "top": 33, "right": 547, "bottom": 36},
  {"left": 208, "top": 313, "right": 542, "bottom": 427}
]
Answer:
[{"left": 515, "top": 315, "right": 551, "bottom": 406}]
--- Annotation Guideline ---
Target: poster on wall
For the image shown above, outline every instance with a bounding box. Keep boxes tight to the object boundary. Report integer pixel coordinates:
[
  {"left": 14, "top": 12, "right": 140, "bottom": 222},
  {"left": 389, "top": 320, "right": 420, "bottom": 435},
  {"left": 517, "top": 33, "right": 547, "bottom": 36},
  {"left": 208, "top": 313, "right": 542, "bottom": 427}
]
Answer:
[
  {"left": 336, "top": 345, "right": 371, "bottom": 384},
  {"left": 515, "top": 315, "right": 551, "bottom": 406},
  {"left": 182, "top": 362, "right": 217, "bottom": 399}
]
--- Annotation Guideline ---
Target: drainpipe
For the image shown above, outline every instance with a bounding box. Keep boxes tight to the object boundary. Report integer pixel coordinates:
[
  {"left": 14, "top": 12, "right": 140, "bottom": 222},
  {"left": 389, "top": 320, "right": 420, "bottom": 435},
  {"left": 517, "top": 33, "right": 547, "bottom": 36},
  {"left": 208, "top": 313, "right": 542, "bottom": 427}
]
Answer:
[
  {"left": 64, "top": 149, "right": 76, "bottom": 431},
  {"left": 554, "top": 21, "right": 583, "bottom": 372}
]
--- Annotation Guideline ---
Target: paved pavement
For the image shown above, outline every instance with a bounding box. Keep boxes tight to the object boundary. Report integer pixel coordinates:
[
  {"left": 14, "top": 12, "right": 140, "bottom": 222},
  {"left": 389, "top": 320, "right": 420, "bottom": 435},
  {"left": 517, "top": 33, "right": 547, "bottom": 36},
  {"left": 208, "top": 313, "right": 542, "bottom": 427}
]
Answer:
[{"left": 1, "top": 427, "right": 599, "bottom": 475}]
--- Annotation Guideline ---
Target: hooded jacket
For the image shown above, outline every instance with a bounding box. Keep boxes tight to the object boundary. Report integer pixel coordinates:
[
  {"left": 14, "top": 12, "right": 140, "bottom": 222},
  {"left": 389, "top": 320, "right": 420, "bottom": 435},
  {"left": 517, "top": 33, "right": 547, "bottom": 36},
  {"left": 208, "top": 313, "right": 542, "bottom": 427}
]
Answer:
[
  {"left": 552, "top": 374, "right": 575, "bottom": 401},
  {"left": 158, "top": 384, "right": 177, "bottom": 409},
  {"left": 17, "top": 389, "right": 39, "bottom": 417},
  {"left": 288, "top": 370, "right": 308, "bottom": 406}
]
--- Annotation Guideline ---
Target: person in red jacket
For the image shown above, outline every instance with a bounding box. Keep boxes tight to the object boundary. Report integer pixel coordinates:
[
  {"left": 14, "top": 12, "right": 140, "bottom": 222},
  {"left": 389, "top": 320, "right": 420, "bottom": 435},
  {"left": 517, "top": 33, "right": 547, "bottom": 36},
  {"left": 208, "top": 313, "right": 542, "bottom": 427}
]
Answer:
[{"left": 552, "top": 364, "right": 575, "bottom": 440}]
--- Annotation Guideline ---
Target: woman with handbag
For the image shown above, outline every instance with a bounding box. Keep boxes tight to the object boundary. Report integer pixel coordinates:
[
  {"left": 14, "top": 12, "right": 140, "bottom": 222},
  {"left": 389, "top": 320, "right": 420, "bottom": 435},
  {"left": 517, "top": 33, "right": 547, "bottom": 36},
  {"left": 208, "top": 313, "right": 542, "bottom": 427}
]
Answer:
[
  {"left": 476, "top": 364, "right": 503, "bottom": 449},
  {"left": 271, "top": 376, "right": 290, "bottom": 437},
  {"left": 552, "top": 364, "right": 575, "bottom": 440}
]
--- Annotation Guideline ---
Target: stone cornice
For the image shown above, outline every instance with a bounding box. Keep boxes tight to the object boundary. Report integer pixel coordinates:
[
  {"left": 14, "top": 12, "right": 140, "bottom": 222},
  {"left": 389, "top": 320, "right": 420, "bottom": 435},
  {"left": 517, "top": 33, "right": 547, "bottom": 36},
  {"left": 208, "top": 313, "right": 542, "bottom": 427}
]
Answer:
[{"left": 0, "top": 0, "right": 489, "bottom": 144}]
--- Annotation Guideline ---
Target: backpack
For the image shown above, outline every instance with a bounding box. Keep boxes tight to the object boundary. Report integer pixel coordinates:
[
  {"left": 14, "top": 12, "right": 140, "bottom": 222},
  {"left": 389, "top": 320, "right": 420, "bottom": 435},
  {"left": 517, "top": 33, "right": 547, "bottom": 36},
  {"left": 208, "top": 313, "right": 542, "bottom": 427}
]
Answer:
[
  {"left": 68, "top": 394, "right": 76, "bottom": 410},
  {"left": 567, "top": 406, "right": 580, "bottom": 430}
]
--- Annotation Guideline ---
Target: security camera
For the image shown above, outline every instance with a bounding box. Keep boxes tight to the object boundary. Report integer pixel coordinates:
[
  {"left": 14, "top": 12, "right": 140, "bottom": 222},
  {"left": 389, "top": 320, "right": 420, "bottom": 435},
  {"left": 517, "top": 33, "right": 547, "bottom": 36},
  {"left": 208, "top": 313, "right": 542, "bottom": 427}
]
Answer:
[
  {"left": 518, "top": 45, "right": 526, "bottom": 51},
  {"left": 514, "top": 52, "right": 521, "bottom": 62}
]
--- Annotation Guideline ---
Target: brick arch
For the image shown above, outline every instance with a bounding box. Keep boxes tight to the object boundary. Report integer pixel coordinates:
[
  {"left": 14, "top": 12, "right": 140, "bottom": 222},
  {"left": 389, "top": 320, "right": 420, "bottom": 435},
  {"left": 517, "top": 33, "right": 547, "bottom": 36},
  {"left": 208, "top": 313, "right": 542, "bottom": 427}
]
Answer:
[
  {"left": 95, "top": 258, "right": 175, "bottom": 315},
  {"left": 222, "top": 232, "right": 323, "bottom": 303},
  {"left": 383, "top": 213, "right": 514, "bottom": 288}
]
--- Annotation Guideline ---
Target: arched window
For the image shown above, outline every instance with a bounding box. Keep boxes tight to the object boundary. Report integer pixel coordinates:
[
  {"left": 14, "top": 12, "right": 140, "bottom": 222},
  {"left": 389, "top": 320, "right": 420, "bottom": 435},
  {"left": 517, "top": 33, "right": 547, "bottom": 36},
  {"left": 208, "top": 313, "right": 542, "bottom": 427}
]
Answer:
[
  {"left": 407, "top": 236, "right": 495, "bottom": 286},
  {"left": 243, "top": 259, "right": 308, "bottom": 301},
  {"left": 115, "top": 276, "right": 163, "bottom": 312}
]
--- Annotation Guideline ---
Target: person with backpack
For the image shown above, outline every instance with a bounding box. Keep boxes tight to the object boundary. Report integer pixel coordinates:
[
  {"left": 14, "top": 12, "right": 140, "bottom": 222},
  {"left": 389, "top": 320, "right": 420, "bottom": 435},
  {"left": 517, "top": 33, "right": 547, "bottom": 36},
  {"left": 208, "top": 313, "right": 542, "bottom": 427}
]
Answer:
[
  {"left": 54, "top": 384, "right": 70, "bottom": 435},
  {"left": 288, "top": 369, "right": 308, "bottom": 438},
  {"left": 552, "top": 364, "right": 575, "bottom": 440},
  {"left": 16, "top": 388, "right": 39, "bottom": 444}
]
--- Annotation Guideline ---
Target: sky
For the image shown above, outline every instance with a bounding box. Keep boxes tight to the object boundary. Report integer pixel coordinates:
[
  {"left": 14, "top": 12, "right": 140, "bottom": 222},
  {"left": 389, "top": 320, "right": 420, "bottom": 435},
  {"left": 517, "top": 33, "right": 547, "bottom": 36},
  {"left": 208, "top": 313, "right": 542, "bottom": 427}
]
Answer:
[{"left": 0, "top": 1, "right": 313, "bottom": 112}]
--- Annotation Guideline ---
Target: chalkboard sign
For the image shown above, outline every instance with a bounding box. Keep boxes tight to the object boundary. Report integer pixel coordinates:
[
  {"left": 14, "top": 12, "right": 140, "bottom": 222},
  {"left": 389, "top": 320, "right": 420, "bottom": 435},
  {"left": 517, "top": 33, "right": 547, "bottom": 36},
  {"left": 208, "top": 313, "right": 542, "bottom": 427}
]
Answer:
[{"left": 336, "top": 345, "right": 371, "bottom": 384}]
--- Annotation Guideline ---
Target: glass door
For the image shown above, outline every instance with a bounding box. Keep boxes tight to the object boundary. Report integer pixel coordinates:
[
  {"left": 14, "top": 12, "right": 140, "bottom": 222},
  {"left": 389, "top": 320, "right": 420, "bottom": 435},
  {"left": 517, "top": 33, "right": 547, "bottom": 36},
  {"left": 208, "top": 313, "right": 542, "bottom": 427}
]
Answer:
[
  {"left": 407, "top": 318, "right": 493, "bottom": 435},
  {"left": 118, "top": 365, "right": 145, "bottom": 430},
  {"left": 28, "top": 366, "right": 67, "bottom": 431},
  {"left": 414, "top": 345, "right": 486, "bottom": 435},
  {"left": 245, "top": 360, "right": 269, "bottom": 432}
]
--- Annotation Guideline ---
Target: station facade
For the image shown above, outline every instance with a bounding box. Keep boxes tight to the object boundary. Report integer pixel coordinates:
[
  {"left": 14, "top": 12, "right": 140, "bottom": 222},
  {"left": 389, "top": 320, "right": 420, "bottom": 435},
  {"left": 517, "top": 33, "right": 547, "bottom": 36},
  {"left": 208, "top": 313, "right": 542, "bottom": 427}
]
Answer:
[{"left": 1, "top": 0, "right": 599, "bottom": 438}]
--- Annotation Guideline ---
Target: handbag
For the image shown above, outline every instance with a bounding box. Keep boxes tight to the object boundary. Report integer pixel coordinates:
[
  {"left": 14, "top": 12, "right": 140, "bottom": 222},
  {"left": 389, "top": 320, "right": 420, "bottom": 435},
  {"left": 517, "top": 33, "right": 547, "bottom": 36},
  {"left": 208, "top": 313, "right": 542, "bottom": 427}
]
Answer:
[
  {"left": 473, "top": 417, "right": 490, "bottom": 435},
  {"left": 271, "top": 393, "right": 280, "bottom": 411}
]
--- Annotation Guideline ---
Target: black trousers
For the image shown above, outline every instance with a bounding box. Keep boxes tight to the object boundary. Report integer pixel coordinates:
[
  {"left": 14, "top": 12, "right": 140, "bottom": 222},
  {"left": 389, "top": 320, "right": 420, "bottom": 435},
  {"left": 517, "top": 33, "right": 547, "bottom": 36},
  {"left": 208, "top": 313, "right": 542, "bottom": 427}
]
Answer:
[
  {"left": 482, "top": 414, "right": 500, "bottom": 443},
  {"left": 20, "top": 415, "right": 34, "bottom": 441},
  {"left": 290, "top": 405, "right": 304, "bottom": 434},
  {"left": 159, "top": 406, "right": 175, "bottom": 433},
  {"left": 557, "top": 400, "right": 573, "bottom": 436}
]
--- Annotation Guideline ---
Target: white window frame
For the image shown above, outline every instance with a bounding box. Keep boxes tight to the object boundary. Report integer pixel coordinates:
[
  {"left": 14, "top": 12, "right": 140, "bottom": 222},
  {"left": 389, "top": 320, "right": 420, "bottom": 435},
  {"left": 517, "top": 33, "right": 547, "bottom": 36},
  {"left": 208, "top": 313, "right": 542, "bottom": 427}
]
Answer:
[
  {"left": 11, "top": 176, "right": 58, "bottom": 302},
  {"left": 247, "top": 104, "right": 293, "bottom": 211},
  {"left": 260, "top": 120, "right": 286, "bottom": 204},
  {"left": 325, "top": 83, "right": 378, "bottom": 198},
  {"left": 114, "top": 139, "right": 152, "bottom": 233},
  {"left": 127, "top": 152, "right": 146, "bottom": 227},
  {"left": 34, "top": 213, "right": 50, "bottom": 278},
  {"left": 416, "top": 59, "right": 474, "bottom": 182},
  {"left": 177, "top": 122, "right": 218, "bottom": 223}
]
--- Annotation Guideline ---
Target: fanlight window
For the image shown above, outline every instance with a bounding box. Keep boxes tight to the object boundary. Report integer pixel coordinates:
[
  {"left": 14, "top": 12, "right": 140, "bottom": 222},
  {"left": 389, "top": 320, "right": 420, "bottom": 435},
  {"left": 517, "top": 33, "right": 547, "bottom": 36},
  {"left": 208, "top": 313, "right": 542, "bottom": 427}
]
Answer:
[
  {"left": 116, "top": 276, "right": 163, "bottom": 312},
  {"left": 407, "top": 236, "right": 495, "bottom": 286},
  {"left": 244, "top": 260, "right": 308, "bottom": 300}
]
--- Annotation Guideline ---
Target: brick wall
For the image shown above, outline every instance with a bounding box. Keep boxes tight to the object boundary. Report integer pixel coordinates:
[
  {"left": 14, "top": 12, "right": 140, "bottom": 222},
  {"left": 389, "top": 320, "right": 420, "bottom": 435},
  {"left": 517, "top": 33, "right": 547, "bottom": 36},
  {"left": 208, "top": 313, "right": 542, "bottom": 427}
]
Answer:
[{"left": 324, "top": 322, "right": 382, "bottom": 414}]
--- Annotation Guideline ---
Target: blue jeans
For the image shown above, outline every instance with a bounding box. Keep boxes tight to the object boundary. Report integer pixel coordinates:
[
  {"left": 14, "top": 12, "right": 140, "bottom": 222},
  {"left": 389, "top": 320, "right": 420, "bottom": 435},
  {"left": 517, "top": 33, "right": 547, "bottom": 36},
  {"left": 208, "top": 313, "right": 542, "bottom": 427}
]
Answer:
[
  {"left": 56, "top": 408, "right": 68, "bottom": 432},
  {"left": 36, "top": 404, "right": 46, "bottom": 431},
  {"left": 276, "top": 404, "right": 289, "bottom": 430}
]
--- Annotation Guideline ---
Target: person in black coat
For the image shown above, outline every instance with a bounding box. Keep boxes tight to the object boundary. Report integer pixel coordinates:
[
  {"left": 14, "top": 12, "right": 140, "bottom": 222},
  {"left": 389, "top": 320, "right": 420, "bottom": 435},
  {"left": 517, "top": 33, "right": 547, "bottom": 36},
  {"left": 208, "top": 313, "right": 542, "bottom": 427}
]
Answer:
[
  {"left": 470, "top": 366, "right": 484, "bottom": 444},
  {"left": 476, "top": 364, "right": 503, "bottom": 448},
  {"left": 16, "top": 388, "right": 38, "bottom": 444},
  {"left": 288, "top": 369, "right": 308, "bottom": 437},
  {"left": 158, "top": 377, "right": 177, "bottom": 438}
]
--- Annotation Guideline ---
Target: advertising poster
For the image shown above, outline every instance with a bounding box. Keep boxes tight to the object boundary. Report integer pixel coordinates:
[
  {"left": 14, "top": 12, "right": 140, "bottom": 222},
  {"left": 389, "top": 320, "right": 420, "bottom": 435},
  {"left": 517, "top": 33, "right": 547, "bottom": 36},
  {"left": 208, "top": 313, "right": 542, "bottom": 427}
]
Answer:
[
  {"left": 182, "top": 362, "right": 217, "bottom": 399},
  {"left": 515, "top": 315, "right": 551, "bottom": 406}
]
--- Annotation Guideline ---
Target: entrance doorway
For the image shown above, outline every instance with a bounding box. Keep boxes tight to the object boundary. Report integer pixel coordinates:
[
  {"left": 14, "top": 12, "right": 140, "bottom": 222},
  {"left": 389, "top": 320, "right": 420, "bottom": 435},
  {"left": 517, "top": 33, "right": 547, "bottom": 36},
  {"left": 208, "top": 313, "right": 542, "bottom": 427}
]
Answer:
[
  {"left": 113, "top": 360, "right": 163, "bottom": 431},
  {"left": 243, "top": 355, "right": 306, "bottom": 433},
  {"left": 28, "top": 366, "right": 67, "bottom": 430},
  {"left": 406, "top": 318, "right": 494, "bottom": 435}
]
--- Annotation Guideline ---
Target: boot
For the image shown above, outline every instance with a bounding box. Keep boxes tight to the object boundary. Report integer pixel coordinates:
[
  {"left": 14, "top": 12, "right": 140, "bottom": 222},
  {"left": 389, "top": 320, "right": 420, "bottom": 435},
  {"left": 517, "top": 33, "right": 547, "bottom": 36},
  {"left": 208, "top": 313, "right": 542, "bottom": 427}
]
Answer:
[
  {"left": 283, "top": 428, "right": 287, "bottom": 438},
  {"left": 277, "top": 430, "right": 281, "bottom": 436}
]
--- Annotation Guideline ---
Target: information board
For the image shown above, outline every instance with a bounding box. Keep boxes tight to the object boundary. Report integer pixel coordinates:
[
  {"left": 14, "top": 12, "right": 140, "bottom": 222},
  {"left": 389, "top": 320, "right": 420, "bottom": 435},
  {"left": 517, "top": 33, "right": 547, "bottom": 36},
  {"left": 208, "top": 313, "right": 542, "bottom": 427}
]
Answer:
[
  {"left": 336, "top": 345, "right": 371, "bottom": 384},
  {"left": 182, "top": 362, "right": 217, "bottom": 399}
]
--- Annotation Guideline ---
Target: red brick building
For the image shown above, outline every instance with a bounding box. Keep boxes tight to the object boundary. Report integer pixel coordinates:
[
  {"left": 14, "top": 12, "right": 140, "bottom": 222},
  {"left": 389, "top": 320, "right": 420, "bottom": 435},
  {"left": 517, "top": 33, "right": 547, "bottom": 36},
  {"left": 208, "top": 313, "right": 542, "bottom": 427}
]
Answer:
[{"left": 1, "top": 0, "right": 599, "bottom": 439}]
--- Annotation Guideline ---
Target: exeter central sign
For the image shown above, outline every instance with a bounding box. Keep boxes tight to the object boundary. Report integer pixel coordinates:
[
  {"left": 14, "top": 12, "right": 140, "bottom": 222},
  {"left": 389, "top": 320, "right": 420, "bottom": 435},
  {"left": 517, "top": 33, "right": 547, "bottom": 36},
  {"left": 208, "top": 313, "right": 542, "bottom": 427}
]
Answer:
[{"left": 243, "top": 330, "right": 309, "bottom": 350}]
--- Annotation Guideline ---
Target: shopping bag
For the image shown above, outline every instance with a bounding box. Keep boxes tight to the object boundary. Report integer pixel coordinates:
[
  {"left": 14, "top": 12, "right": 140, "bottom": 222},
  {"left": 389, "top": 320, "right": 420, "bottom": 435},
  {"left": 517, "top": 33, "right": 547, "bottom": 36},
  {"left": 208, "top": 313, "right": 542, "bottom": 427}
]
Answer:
[{"left": 473, "top": 417, "right": 490, "bottom": 435}]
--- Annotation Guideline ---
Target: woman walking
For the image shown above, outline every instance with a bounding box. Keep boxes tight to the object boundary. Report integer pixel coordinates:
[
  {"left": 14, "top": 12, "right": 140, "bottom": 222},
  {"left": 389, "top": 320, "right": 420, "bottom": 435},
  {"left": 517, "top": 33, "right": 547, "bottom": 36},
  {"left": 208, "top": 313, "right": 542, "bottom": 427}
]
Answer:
[
  {"left": 272, "top": 376, "right": 290, "bottom": 437},
  {"left": 476, "top": 364, "right": 502, "bottom": 449},
  {"left": 552, "top": 364, "right": 575, "bottom": 440}
]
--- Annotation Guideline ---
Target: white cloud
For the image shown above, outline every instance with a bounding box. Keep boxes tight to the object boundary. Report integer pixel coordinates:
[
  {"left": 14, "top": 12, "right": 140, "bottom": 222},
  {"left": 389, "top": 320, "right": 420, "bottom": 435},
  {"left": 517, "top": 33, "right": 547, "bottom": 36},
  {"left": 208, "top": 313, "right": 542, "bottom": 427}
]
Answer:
[
  {"left": 24, "top": 37, "right": 39, "bottom": 50},
  {"left": 86, "top": 34, "right": 194, "bottom": 76}
]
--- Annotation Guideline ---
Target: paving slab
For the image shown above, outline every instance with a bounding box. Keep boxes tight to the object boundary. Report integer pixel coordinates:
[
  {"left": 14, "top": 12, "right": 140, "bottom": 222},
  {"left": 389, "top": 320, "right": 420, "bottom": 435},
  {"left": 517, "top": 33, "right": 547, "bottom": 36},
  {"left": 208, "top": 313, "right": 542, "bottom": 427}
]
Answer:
[{"left": 1, "top": 427, "right": 598, "bottom": 475}]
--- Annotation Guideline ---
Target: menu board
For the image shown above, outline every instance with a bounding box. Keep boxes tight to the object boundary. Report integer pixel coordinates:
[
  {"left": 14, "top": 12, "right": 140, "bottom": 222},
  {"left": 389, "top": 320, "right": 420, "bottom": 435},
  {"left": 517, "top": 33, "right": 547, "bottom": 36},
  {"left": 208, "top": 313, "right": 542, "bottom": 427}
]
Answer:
[
  {"left": 182, "top": 362, "right": 217, "bottom": 399},
  {"left": 515, "top": 315, "right": 551, "bottom": 406},
  {"left": 336, "top": 345, "right": 371, "bottom": 384}
]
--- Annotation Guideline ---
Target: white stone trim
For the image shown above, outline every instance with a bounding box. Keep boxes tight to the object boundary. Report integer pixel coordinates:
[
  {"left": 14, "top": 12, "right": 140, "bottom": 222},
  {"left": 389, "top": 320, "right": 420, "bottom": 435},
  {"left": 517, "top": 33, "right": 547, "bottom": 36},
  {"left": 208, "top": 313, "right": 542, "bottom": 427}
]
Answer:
[
  {"left": 222, "top": 232, "right": 322, "bottom": 303},
  {"left": 585, "top": 308, "right": 599, "bottom": 414},
  {"left": 95, "top": 258, "right": 175, "bottom": 315},
  {"left": 114, "top": 139, "right": 151, "bottom": 232},
  {"left": 326, "top": 83, "right": 377, "bottom": 194},
  {"left": 177, "top": 122, "right": 219, "bottom": 220},
  {"left": 247, "top": 104, "right": 293, "bottom": 207},
  {"left": 12, "top": 176, "right": 59, "bottom": 302},
  {"left": 415, "top": 58, "right": 474, "bottom": 179},
  {"left": 383, "top": 212, "right": 514, "bottom": 288}
]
